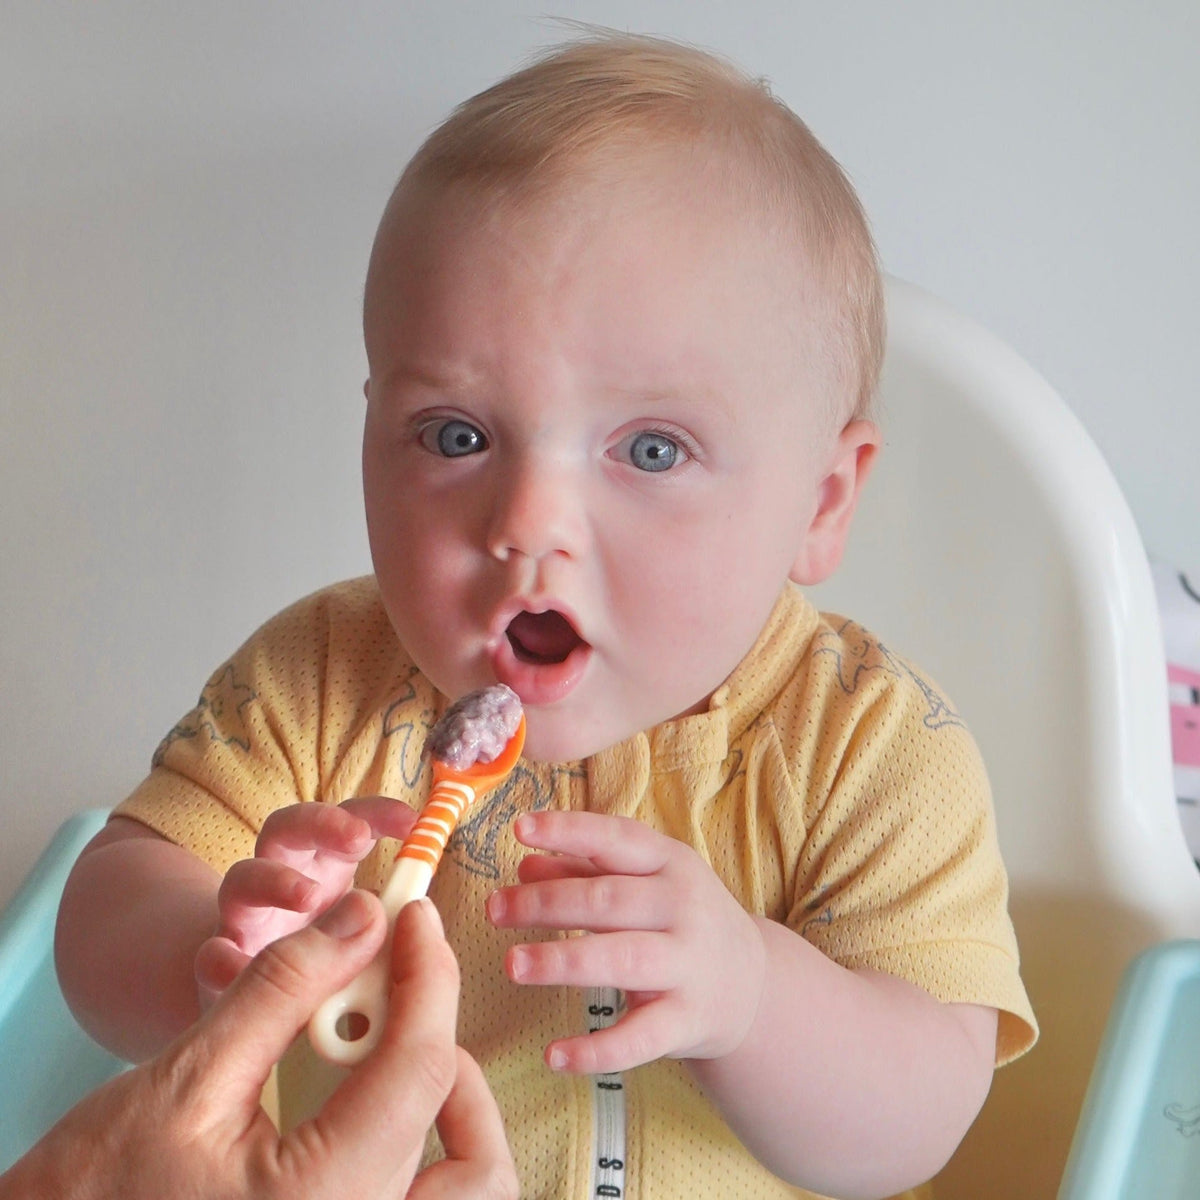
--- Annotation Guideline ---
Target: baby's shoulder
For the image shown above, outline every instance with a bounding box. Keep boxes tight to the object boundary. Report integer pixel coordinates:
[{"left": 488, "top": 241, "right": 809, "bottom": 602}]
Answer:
[
  {"left": 758, "top": 609, "right": 990, "bottom": 817},
  {"left": 241, "top": 576, "right": 392, "bottom": 655},
  {"left": 262, "top": 574, "right": 390, "bottom": 634},
  {"left": 228, "top": 575, "right": 425, "bottom": 703},
  {"left": 798, "top": 612, "right": 967, "bottom": 734},
  {"left": 753, "top": 604, "right": 975, "bottom": 775}
]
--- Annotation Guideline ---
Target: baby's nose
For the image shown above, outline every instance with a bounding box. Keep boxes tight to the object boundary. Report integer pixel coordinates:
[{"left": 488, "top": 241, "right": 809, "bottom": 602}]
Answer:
[{"left": 485, "top": 456, "right": 589, "bottom": 564}]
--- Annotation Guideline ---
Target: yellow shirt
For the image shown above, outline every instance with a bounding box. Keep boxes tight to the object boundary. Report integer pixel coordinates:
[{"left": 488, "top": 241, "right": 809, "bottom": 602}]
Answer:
[{"left": 118, "top": 577, "right": 1037, "bottom": 1199}]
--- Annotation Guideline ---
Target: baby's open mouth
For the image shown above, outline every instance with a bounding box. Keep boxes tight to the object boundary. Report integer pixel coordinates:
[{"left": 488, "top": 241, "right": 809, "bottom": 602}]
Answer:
[{"left": 506, "top": 610, "right": 585, "bottom": 665}]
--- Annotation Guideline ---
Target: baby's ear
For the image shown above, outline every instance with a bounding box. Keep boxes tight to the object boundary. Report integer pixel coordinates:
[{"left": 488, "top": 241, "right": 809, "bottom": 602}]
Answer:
[{"left": 789, "top": 420, "right": 880, "bottom": 586}]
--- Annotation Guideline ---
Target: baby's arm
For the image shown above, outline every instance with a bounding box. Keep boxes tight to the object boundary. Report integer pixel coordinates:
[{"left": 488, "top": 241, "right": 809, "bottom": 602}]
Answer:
[
  {"left": 55, "top": 818, "right": 222, "bottom": 1062},
  {"left": 489, "top": 811, "right": 997, "bottom": 1199},
  {"left": 688, "top": 920, "right": 996, "bottom": 1199},
  {"left": 56, "top": 800, "right": 416, "bottom": 1064}
]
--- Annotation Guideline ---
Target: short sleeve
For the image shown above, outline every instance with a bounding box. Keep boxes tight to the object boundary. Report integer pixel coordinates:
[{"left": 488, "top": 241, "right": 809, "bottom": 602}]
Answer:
[
  {"left": 115, "top": 603, "right": 330, "bottom": 873},
  {"left": 114, "top": 578, "right": 415, "bottom": 876},
  {"left": 782, "top": 619, "right": 1038, "bottom": 1065}
]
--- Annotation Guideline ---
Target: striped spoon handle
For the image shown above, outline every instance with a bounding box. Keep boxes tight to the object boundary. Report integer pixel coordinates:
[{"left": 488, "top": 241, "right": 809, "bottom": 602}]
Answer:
[{"left": 306, "top": 779, "right": 478, "bottom": 1066}]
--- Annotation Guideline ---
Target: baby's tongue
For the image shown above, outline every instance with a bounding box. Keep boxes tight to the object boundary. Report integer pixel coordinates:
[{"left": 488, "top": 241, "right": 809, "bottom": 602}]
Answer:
[{"left": 507, "top": 610, "right": 581, "bottom": 664}]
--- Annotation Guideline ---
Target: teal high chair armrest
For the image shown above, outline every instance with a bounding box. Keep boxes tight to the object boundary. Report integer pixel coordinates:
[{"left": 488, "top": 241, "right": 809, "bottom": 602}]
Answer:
[
  {"left": 1060, "top": 940, "right": 1200, "bottom": 1198},
  {"left": 0, "top": 809, "right": 130, "bottom": 1173}
]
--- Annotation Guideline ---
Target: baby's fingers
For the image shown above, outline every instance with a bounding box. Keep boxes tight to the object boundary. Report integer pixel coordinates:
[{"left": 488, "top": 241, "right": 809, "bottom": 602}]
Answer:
[
  {"left": 513, "top": 811, "right": 674, "bottom": 876},
  {"left": 220, "top": 857, "right": 319, "bottom": 917},
  {"left": 338, "top": 795, "right": 419, "bottom": 843},
  {"left": 256, "top": 802, "right": 375, "bottom": 868},
  {"left": 489, "top": 874, "right": 668, "bottom": 934},
  {"left": 546, "top": 1002, "right": 681, "bottom": 1075},
  {"left": 515, "top": 852, "right": 598, "bottom": 886},
  {"left": 194, "top": 935, "right": 252, "bottom": 1004},
  {"left": 505, "top": 930, "right": 670, "bottom": 991},
  {"left": 215, "top": 858, "right": 324, "bottom": 956}
]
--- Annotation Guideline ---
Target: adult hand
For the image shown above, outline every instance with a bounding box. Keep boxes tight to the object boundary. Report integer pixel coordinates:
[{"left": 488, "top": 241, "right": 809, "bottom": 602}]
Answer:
[{"left": 2, "top": 890, "right": 516, "bottom": 1199}]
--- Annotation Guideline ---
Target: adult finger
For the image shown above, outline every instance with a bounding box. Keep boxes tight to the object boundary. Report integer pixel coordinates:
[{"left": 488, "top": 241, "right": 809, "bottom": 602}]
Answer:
[
  {"left": 304, "top": 899, "right": 462, "bottom": 1178},
  {"left": 407, "top": 1049, "right": 517, "bottom": 1200}
]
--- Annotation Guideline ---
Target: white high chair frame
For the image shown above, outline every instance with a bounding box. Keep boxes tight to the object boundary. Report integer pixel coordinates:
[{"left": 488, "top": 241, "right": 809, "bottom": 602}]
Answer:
[
  {"left": 813, "top": 277, "right": 1200, "bottom": 1197},
  {"left": 0, "top": 278, "right": 1195, "bottom": 1194}
]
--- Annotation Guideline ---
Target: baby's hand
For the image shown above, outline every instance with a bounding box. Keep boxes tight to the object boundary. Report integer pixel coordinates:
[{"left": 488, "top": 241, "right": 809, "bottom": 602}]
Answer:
[
  {"left": 485, "top": 811, "right": 767, "bottom": 1075},
  {"left": 194, "top": 798, "right": 416, "bottom": 1005}
]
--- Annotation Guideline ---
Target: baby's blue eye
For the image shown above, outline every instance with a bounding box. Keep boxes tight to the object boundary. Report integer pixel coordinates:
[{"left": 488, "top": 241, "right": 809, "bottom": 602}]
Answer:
[
  {"left": 626, "top": 431, "right": 682, "bottom": 473},
  {"left": 423, "top": 419, "right": 487, "bottom": 457}
]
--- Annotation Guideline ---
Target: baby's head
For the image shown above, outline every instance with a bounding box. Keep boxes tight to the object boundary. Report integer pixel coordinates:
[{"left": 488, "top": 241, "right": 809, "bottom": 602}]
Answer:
[{"left": 361, "top": 31, "right": 885, "bottom": 761}]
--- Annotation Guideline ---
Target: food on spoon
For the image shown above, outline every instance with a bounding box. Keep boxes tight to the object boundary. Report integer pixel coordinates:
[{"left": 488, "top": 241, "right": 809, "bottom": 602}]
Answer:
[{"left": 428, "top": 683, "right": 524, "bottom": 770}]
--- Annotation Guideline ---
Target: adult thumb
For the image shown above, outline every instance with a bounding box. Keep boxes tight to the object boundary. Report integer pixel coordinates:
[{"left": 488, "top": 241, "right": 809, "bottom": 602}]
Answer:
[{"left": 193, "top": 889, "right": 387, "bottom": 1100}]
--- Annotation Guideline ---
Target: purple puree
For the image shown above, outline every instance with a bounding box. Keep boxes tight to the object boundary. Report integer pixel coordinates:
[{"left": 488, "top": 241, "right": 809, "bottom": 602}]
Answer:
[{"left": 428, "top": 684, "right": 523, "bottom": 769}]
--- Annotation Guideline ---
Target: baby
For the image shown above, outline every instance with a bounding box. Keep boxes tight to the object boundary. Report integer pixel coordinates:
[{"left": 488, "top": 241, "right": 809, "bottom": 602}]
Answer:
[{"left": 56, "top": 31, "right": 1036, "bottom": 1200}]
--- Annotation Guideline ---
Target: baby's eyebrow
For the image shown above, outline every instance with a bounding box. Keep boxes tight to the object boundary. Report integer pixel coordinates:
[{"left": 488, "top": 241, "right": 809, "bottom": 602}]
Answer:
[
  {"left": 608, "top": 380, "right": 734, "bottom": 419},
  {"left": 382, "top": 360, "right": 482, "bottom": 395}
]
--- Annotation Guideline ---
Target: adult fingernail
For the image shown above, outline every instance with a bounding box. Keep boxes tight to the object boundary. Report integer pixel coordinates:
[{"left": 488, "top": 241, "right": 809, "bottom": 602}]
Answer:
[
  {"left": 317, "top": 890, "right": 372, "bottom": 939},
  {"left": 410, "top": 896, "right": 444, "bottom": 936}
]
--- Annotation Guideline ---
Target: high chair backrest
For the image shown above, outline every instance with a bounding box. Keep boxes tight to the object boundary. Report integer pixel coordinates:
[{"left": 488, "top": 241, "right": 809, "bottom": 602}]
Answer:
[{"left": 809, "top": 277, "right": 1200, "bottom": 1198}]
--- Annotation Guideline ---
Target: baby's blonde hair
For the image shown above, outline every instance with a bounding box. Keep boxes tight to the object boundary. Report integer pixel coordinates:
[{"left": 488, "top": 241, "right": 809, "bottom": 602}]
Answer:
[{"left": 385, "top": 30, "right": 885, "bottom": 421}]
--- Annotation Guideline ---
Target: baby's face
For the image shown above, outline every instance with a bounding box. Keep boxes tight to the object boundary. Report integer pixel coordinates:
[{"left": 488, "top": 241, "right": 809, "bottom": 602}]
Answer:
[{"left": 363, "top": 153, "right": 856, "bottom": 761}]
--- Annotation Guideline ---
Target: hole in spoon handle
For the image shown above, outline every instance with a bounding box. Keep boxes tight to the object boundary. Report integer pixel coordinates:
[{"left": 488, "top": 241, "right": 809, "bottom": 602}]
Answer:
[{"left": 307, "top": 951, "right": 389, "bottom": 1065}]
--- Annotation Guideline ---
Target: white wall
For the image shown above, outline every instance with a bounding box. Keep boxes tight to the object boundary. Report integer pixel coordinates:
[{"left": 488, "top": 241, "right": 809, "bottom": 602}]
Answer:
[{"left": 2, "top": 0, "right": 1197, "bottom": 906}]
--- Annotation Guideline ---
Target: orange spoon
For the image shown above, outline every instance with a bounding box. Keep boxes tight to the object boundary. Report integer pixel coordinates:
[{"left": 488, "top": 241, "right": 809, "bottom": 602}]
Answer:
[{"left": 308, "top": 707, "right": 525, "bottom": 1065}]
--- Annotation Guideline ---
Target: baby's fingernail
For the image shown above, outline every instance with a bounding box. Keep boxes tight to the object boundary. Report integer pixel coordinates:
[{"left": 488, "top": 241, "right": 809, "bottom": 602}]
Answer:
[
  {"left": 486, "top": 890, "right": 505, "bottom": 922},
  {"left": 317, "top": 890, "right": 372, "bottom": 939},
  {"left": 195, "top": 957, "right": 235, "bottom": 996},
  {"left": 508, "top": 945, "right": 530, "bottom": 981},
  {"left": 547, "top": 1045, "right": 568, "bottom": 1071}
]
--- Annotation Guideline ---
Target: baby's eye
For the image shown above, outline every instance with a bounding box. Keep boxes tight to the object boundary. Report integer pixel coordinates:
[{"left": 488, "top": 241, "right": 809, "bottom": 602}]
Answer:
[
  {"left": 420, "top": 418, "right": 488, "bottom": 458},
  {"left": 619, "top": 430, "right": 686, "bottom": 473}
]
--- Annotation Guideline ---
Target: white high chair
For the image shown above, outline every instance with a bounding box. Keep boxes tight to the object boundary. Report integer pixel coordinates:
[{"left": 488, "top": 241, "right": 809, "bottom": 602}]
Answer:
[
  {"left": 0, "top": 279, "right": 1195, "bottom": 1192},
  {"left": 812, "top": 277, "right": 1200, "bottom": 1197}
]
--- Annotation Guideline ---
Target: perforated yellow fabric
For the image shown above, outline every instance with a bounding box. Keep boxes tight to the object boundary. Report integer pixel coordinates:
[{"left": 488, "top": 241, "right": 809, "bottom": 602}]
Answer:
[{"left": 116, "top": 576, "right": 1036, "bottom": 1199}]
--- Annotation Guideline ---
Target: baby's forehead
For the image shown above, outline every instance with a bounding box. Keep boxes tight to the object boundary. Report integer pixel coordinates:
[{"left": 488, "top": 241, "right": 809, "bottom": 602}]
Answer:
[
  {"left": 365, "top": 162, "right": 851, "bottom": 438},
  {"left": 370, "top": 152, "right": 834, "bottom": 354},
  {"left": 386, "top": 151, "right": 842, "bottom": 322},
  {"left": 377, "top": 134, "right": 816, "bottom": 286}
]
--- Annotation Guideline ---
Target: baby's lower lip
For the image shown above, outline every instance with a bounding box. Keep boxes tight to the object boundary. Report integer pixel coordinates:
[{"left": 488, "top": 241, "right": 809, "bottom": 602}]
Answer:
[{"left": 490, "top": 636, "right": 592, "bottom": 706}]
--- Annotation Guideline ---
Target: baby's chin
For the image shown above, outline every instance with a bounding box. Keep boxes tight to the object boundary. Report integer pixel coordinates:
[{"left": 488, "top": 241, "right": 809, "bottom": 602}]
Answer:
[
  {"left": 518, "top": 694, "right": 713, "bottom": 765},
  {"left": 517, "top": 713, "right": 639, "bottom": 766}
]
